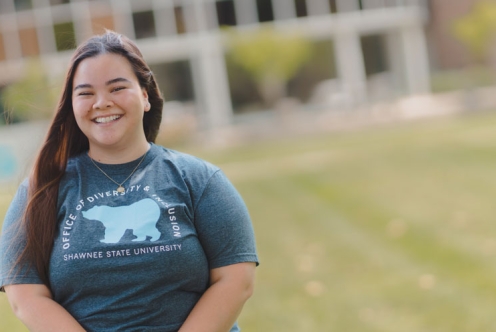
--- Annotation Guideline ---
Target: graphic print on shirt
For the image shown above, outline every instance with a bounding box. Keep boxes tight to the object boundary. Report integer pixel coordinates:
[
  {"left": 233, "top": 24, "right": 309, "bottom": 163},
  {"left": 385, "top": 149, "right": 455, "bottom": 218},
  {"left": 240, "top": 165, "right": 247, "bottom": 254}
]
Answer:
[
  {"left": 82, "top": 198, "right": 160, "bottom": 243},
  {"left": 59, "top": 184, "right": 184, "bottom": 259}
]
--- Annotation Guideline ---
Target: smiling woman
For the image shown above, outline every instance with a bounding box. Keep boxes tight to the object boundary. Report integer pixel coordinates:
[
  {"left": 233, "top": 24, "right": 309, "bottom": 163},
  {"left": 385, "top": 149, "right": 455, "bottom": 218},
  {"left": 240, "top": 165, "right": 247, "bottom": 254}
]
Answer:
[
  {"left": 71, "top": 53, "right": 151, "bottom": 163},
  {"left": 0, "top": 31, "right": 258, "bottom": 332}
]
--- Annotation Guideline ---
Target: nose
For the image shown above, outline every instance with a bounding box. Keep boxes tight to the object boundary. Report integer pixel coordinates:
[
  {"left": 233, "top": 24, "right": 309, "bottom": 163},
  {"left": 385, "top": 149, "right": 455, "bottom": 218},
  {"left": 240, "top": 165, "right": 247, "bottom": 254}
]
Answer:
[{"left": 93, "top": 95, "right": 114, "bottom": 110}]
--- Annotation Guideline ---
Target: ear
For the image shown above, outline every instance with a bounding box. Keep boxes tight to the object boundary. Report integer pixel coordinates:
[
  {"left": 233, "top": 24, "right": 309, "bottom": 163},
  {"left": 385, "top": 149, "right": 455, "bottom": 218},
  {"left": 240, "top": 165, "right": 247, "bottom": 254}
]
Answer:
[{"left": 142, "top": 88, "right": 150, "bottom": 112}]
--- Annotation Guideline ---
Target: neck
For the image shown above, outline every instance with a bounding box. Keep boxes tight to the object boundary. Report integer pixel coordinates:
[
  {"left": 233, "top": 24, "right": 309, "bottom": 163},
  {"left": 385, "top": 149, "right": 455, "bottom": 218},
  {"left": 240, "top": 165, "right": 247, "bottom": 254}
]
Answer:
[{"left": 88, "top": 141, "right": 151, "bottom": 164}]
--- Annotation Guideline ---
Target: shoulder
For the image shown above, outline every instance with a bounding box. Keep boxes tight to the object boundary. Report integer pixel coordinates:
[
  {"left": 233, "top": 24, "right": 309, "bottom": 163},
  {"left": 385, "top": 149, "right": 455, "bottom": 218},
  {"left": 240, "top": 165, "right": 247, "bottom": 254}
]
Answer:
[
  {"left": 65, "top": 152, "right": 86, "bottom": 173},
  {"left": 151, "top": 144, "right": 220, "bottom": 180},
  {"left": 150, "top": 145, "right": 231, "bottom": 202},
  {"left": 9, "top": 178, "right": 29, "bottom": 205},
  {"left": 60, "top": 152, "right": 87, "bottom": 183},
  {"left": 1, "top": 178, "right": 30, "bottom": 230},
  {"left": 17, "top": 178, "right": 29, "bottom": 192},
  {"left": 59, "top": 153, "right": 88, "bottom": 193}
]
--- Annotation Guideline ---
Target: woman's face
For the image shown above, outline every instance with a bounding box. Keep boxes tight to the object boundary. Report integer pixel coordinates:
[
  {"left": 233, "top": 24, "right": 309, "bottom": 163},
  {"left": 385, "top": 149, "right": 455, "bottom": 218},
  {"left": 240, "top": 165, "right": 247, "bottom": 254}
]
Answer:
[{"left": 72, "top": 53, "right": 150, "bottom": 155}]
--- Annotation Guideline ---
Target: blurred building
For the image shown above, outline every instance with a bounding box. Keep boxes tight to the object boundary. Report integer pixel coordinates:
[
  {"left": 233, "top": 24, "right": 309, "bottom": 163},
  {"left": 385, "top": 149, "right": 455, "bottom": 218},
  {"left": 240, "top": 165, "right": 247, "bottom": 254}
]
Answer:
[
  {"left": 426, "top": 0, "right": 479, "bottom": 70},
  {"left": 0, "top": 0, "right": 430, "bottom": 127}
]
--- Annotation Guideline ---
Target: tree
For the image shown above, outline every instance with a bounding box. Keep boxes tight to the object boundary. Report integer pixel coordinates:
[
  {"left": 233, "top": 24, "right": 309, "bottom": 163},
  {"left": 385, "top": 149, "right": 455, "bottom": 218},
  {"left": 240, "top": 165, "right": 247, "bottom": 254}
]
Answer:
[
  {"left": 452, "top": 0, "right": 496, "bottom": 64},
  {"left": 227, "top": 27, "right": 313, "bottom": 108},
  {"left": 2, "top": 59, "right": 59, "bottom": 123}
]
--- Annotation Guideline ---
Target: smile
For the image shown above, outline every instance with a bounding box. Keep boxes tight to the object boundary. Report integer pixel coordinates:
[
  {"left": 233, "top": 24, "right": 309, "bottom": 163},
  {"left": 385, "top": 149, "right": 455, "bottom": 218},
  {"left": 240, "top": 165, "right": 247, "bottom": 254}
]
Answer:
[{"left": 94, "top": 115, "right": 121, "bottom": 123}]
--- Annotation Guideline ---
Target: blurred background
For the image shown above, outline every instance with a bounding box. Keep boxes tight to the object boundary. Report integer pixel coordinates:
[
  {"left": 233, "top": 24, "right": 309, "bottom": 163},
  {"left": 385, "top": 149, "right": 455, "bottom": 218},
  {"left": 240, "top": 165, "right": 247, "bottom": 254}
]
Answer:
[{"left": 3, "top": 0, "right": 496, "bottom": 331}]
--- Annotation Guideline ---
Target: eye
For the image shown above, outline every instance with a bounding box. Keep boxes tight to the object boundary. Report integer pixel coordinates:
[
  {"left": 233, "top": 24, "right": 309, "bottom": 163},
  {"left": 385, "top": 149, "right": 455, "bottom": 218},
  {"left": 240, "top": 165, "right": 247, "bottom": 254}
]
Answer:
[
  {"left": 77, "top": 91, "right": 93, "bottom": 96},
  {"left": 112, "top": 86, "right": 126, "bottom": 92}
]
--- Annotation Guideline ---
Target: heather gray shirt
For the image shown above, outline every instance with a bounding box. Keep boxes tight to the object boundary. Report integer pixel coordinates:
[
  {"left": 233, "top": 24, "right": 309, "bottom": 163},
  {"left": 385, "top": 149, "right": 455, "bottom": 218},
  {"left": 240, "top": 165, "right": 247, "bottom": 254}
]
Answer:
[{"left": 0, "top": 144, "right": 258, "bottom": 332}]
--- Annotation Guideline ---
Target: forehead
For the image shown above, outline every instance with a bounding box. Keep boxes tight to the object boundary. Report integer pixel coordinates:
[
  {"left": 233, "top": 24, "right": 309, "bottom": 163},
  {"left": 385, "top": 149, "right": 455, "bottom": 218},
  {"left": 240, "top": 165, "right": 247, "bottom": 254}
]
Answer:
[{"left": 73, "top": 53, "right": 137, "bottom": 84}]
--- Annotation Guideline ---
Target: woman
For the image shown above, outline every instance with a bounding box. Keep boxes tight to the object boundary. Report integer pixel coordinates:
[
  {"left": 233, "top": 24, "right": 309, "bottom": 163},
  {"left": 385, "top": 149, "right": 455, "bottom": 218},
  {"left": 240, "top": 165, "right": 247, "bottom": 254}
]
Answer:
[{"left": 0, "top": 31, "right": 258, "bottom": 332}]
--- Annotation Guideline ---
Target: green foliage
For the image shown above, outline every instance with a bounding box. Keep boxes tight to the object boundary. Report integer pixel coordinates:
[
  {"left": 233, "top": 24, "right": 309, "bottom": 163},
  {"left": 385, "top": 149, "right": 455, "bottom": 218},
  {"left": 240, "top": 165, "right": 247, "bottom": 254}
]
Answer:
[
  {"left": 2, "top": 60, "right": 59, "bottom": 123},
  {"left": 0, "top": 92, "right": 6, "bottom": 125},
  {"left": 228, "top": 27, "right": 312, "bottom": 84},
  {"left": 452, "top": 0, "right": 496, "bottom": 63},
  {"left": 227, "top": 27, "right": 313, "bottom": 106},
  {"left": 288, "top": 40, "right": 337, "bottom": 102}
]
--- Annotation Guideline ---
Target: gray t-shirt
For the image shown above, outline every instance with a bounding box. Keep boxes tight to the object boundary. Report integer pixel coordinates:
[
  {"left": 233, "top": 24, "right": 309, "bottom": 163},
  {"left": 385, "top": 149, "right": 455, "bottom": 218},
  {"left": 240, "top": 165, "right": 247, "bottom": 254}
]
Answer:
[{"left": 0, "top": 144, "right": 258, "bottom": 331}]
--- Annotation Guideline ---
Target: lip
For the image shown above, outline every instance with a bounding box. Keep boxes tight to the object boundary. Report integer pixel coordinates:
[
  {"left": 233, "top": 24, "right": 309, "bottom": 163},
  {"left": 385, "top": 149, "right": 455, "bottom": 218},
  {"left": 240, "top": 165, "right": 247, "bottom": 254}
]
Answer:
[{"left": 92, "top": 115, "right": 122, "bottom": 124}]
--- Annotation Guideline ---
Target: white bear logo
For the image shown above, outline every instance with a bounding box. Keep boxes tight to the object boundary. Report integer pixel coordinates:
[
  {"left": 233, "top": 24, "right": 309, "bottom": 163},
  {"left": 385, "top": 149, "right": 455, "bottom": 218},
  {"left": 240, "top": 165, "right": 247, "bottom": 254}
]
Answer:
[{"left": 82, "top": 198, "right": 161, "bottom": 243}]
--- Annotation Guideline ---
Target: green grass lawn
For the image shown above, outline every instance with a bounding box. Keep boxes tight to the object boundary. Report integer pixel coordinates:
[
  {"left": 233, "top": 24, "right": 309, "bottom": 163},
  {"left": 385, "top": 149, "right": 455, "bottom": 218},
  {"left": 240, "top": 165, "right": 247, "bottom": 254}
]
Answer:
[{"left": 4, "top": 111, "right": 496, "bottom": 331}]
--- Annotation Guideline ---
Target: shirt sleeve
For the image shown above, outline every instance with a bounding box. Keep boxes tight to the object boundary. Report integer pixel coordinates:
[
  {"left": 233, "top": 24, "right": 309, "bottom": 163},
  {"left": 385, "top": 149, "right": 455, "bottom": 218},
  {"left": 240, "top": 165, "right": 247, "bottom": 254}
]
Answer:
[
  {"left": 193, "top": 170, "right": 259, "bottom": 269},
  {"left": 0, "top": 180, "right": 43, "bottom": 291}
]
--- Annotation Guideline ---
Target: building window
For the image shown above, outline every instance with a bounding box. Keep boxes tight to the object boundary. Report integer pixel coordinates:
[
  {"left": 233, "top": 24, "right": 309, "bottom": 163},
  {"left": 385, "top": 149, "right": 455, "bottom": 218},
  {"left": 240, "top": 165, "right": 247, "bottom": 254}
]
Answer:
[
  {"left": 53, "top": 22, "right": 76, "bottom": 51},
  {"left": 19, "top": 28, "right": 39, "bottom": 57},
  {"left": 329, "top": 0, "right": 337, "bottom": 13},
  {"left": 295, "top": 0, "right": 308, "bottom": 17},
  {"left": 225, "top": 53, "right": 262, "bottom": 114},
  {"left": 14, "top": 0, "right": 32, "bottom": 11},
  {"left": 174, "top": 6, "right": 187, "bottom": 34},
  {"left": 150, "top": 61, "right": 195, "bottom": 102},
  {"left": 256, "top": 0, "right": 274, "bottom": 23},
  {"left": 361, "top": 34, "right": 389, "bottom": 76},
  {"left": 50, "top": 0, "right": 70, "bottom": 5},
  {"left": 133, "top": 11, "right": 156, "bottom": 39},
  {"left": 288, "top": 40, "right": 337, "bottom": 103},
  {"left": 216, "top": 0, "right": 236, "bottom": 27}
]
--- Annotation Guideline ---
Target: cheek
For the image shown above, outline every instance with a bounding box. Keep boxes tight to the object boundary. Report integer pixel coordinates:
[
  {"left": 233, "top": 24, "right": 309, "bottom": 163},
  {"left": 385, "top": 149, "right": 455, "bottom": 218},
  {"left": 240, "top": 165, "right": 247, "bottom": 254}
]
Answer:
[{"left": 72, "top": 99, "right": 90, "bottom": 117}]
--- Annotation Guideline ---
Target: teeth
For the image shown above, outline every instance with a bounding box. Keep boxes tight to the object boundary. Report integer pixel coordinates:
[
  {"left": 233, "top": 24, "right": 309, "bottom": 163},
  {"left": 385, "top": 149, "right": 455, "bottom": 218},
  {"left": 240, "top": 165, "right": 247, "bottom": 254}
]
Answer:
[{"left": 95, "top": 115, "right": 121, "bottom": 123}]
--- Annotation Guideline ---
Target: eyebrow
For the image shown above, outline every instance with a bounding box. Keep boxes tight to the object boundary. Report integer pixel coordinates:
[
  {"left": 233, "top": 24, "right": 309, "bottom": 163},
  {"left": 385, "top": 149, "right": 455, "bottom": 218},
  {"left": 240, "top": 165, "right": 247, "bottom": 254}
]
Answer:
[{"left": 73, "top": 77, "right": 131, "bottom": 91}]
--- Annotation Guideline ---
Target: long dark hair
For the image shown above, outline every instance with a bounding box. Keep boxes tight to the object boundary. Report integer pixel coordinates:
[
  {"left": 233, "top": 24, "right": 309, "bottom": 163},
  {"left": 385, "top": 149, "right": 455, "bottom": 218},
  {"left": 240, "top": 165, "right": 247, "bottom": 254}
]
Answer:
[{"left": 18, "top": 31, "right": 164, "bottom": 286}]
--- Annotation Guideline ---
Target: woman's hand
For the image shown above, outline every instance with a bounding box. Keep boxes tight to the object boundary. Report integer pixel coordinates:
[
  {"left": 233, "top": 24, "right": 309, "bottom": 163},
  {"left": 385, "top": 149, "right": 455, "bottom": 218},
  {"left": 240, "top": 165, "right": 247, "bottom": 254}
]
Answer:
[
  {"left": 179, "top": 262, "right": 256, "bottom": 332},
  {"left": 4, "top": 284, "right": 86, "bottom": 332}
]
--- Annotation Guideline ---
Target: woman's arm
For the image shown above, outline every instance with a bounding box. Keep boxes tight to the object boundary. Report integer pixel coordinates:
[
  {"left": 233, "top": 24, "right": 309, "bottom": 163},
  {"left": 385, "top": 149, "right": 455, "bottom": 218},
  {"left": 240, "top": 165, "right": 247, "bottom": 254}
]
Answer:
[
  {"left": 4, "top": 284, "right": 86, "bottom": 332},
  {"left": 179, "top": 262, "right": 256, "bottom": 332}
]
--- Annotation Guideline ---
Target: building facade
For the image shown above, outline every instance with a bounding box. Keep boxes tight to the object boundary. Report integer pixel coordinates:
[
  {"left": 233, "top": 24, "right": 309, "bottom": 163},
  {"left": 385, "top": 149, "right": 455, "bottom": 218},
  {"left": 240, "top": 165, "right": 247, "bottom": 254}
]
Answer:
[
  {"left": 0, "top": 0, "right": 431, "bottom": 128},
  {"left": 426, "top": 0, "right": 478, "bottom": 70}
]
